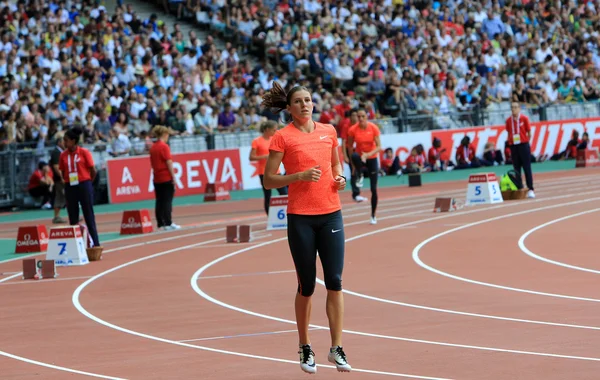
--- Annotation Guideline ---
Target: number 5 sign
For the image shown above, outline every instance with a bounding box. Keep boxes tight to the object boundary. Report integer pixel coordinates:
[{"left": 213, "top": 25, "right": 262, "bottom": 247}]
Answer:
[
  {"left": 267, "top": 195, "right": 288, "bottom": 230},
  {"left": 466, "top": 173, "right": 504, "bottom": 206}
]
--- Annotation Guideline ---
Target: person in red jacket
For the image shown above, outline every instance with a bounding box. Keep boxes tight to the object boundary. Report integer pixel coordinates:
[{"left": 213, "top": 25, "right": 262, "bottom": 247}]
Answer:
[
  {"left": 28, "top": 161, "right": 54, "bottom": 209},
  {"left": 428, "top": 138, "right": 447, "bottom": 171},
  {"left": 455, "top": 136, "right": 481, "bottom": 169},
  {"left": 505, "top": 102, "right": 535, "bottom": 198},
  {"left": 149, "top": 126, "right": 181, "bottom": 230},
  {"left": 58, "top": 127, "right": 101, "bottom": 248}
]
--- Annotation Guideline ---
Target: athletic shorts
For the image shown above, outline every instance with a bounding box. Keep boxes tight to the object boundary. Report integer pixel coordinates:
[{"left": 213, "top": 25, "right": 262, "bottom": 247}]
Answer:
[{"left": 287, "top": 210, "right": 345, "bottom": 296}]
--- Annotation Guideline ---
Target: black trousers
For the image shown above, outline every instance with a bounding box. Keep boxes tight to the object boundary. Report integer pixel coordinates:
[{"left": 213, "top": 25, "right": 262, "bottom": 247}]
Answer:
[
  {"left": 65, "top": 180, "right": 100, "bottom": 247},
  {"left": 259, "top": 175, "right": 288, "bottom": 215},
  {"left": 350, "top": 153, "right": 379, "bottom": 217},
  {"left": 510, "top": 142, "right": 534, "bottom": 190},
  {"left": 154, "top": 181, "right": 175, "bottom": 228},
  {"left": 29, "top": 185, "right": 52, "bottom": 205}
]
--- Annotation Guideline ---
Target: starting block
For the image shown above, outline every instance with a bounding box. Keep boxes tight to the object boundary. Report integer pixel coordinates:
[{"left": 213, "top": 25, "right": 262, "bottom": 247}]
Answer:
[
  {"left": 225, "top": 225, "right": 252, "bottom": 243},
  {"left": 204, "top": 182, "right": 231, "bottom": 202},
  {"left": 22, "top": 258, "right": 57, "bottom": 280},
  {"left": 433, "top": 197, "right": 459, "bottom": 212},
  {"left": 120, "top": 210, "right": 154, "bottom": 235},
  {"left": 15, "top": 225, "right": 49, "bottom": 254}
]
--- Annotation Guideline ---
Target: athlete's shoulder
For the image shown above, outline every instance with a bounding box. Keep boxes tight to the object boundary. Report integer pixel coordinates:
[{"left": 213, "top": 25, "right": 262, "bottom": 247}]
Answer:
[{"left": 316, "top": 122, "right": 337, "bottom": 136}]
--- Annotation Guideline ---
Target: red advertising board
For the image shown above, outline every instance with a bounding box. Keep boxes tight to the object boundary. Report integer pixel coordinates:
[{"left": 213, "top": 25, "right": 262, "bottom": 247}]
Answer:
[
  {"left": 106, "top": 149, "right": 243, "bottom": 204},
  {"left": 429, "top": 117, "right": 600, "bottom": 162}
]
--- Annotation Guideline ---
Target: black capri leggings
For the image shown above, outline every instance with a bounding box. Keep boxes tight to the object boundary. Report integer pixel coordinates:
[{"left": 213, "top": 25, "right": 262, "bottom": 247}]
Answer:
[
  {"left": 287, "top": 210, "right": 345, "bottom": 297},
  {"left": 350, "top": 153, "right": 379, "bottom": 217},
  {"left": 259, "top": 174, "right": 288, "bottom": 215}
]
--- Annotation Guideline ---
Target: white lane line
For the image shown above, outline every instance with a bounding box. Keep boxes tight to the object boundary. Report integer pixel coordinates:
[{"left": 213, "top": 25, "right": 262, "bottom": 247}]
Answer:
[
  {"left": 72, "top": 238, "right": 453, "bottom": 380},
  {"left": 413, "top": 198, "right": 600, "bottom": 303},
  {"left": 198, "top": 270, "right": 296, "bottom": 280},
  {"left": 519, "top": 208, "right": 600, "bottom": 275},
  {"left": 0, "top": 350, "right": 125, "bottom": 379},
  {"left": 0, "top": 276, "right": 93, "bottom": 286},
  {"left": 178, "top": 328, "right": 321, "bottom": 343},
  {"left": 0, "top": 273, "right": 22, "bottom": 283}
]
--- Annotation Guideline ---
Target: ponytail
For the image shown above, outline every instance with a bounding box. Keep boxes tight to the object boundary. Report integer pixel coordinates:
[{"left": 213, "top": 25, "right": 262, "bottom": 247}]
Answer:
[{"left": 261, "top": 81, "right": 288, "bottom": 113}]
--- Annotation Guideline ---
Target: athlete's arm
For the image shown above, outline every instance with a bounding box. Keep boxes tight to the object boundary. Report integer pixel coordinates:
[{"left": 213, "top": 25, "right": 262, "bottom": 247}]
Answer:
[
  {"left": 249, "top": 148, "right": 268, "bottom": 161},
  {"left": 331, "top": 146, "right": 343, "bottom": 178},
  {"left": 341, "top": 139, "right": 349, "bottom": 163},
  {"left": 346, "top": 135, "right": 355, "bottom": 157},
  {"left": 263, "top": 150, "right": 321, "bottom": 189}
]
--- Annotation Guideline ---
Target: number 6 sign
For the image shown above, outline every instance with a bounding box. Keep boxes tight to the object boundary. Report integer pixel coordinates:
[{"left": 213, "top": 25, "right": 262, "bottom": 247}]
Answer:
[{"left": 267, "top": 195, "right": 289, "bottom": 230}]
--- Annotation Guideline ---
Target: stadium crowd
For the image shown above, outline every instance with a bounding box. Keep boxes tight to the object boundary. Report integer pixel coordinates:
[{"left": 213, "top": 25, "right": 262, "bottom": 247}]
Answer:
[{"left": 0, "top": 0, "right": 599, "bottom": 164}]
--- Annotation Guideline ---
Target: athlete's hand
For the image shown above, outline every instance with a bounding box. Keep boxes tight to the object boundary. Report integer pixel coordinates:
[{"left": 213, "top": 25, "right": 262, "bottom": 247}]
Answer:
[
  {"left": 334, "top": 175, "right": 346, "bottom": 191},
  {"left": 361, "top": 153, "right": 368, "bottom": 163},
  {"left": 298, "top": 165, "right": 322, "bottom": 182}
]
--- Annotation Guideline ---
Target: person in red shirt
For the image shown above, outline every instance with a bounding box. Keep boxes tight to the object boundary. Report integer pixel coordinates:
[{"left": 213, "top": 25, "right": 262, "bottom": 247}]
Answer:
[
  {"left": 261, "top": 81, "right": 351, "bottom": 374},
  {"left": 28, "top": 161, "right": 54, "bottom": 209},
  {"left": 455, "top": 136, "right": 481, "bottom": 169},
  {"left": 249, "top": 120, "right": 287, "bottom": 215},
  {"left": 58, "top": 127, "right": 101, "bottom": 249},
  {"left": 347, "top": 109, "right": 382, "bottom": 224},
  {"left": 428, "top": 138, "right": 449, "bottom": 171},
  {"left": 505, "top": 101, "right": 535, "bottom": 198},
  {"left": 149, "top": 126, "right": 180, "bottom": 230}
]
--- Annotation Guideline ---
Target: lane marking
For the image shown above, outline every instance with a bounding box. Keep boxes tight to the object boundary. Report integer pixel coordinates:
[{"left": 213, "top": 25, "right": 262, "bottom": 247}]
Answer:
[
  {"left": 519, "top": 208, "right": 600, "bottom": 275},
  {"left": 0, "top": 350, "right": 125, "bottom": 379},
  {"left": 413, "top": 198, "right": 600, "bottom": 303},
  {"left": 178, "top": 328, "right": 322, "bottom": 343},
  {"left": 198, "top": 270, "right": 296, "bottom": 280},
  {"left": 0, "top": 273, "right": 22, "bottom": 283},
  {"left": 0, "top": 276, "right": 93, "bottom": 286}
]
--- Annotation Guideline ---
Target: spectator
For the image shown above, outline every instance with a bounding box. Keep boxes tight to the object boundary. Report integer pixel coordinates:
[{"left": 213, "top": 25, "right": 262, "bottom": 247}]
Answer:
[{"left": 28, "top": 162, "right": 54, "bottom": 209}]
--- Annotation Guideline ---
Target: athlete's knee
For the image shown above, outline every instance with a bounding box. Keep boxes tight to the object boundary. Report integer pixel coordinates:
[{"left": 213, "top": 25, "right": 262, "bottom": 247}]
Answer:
[
  {"left": 323, "top": 273, "right": 342, "bottom": 291},
  {"left": 297, "top": 279, "right": 316, "bottom": 296}
]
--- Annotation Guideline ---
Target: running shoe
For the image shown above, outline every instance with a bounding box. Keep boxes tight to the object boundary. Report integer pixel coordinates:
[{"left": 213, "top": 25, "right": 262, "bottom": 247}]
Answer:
[
  {"left": 328, "top": 346, "right": 351, "bottom": 372},
  {"left": 299, "top": 344, "right": 316, "bottom": 374}
]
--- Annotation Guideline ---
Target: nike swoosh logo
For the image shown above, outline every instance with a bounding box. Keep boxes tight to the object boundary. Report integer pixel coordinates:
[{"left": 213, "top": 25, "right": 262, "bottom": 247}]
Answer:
[
  {"left": 332, "top": 229, "right": 341, "bottom": 233},
  {"left": 320, "top": 135, "right": 328, "bottom": 139}
]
